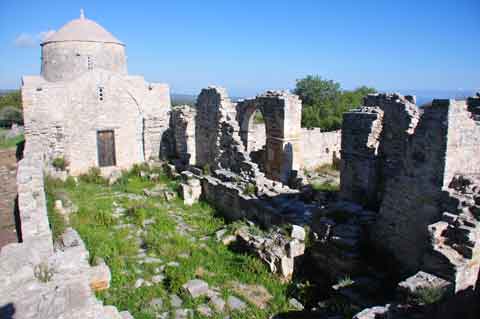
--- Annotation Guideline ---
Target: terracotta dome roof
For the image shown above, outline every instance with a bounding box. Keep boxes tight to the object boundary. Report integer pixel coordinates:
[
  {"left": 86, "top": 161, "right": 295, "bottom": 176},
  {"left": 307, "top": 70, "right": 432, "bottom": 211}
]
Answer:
[{"left": 42, "top": 10, "right": 123, "bottom": 45}]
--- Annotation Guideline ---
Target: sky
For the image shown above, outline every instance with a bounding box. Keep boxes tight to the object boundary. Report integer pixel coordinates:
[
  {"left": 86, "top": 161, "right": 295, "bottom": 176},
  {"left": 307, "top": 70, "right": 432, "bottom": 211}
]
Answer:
[{"left": 0, "top": 0, "right": 478, "bottom": 97}]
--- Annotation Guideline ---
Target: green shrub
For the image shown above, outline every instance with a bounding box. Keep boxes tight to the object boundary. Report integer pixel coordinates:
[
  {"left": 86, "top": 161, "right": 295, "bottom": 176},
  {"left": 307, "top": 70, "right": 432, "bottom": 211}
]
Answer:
[
  {"left": 253, "top": 111, "right": 265, "bottom": 124},
  {"left": 0, "top": 106, "right": 23, "bottom": 125},
  {"left": 52, "top": 157, "right": 67, "bottom": 170},
  {"left": 202, "top": 164, "right": 211, "bottom": 175},
  {"left": 243, "top": 183, "right": 256, "bottom": 196},
  {"left": 336, "top": 276, "right": 354, "bottom": 288},
  {"left": 79, "top": 167, "right": 107, "bottom": 185},
  {"left": 411, "top": 287, "right": 446, "bottom": 305},
  {"left": 130, "top": 163, "right": 150, "bottom": 177},
  {"left": 34, "top": 262, "right": 54, "bottom": 282},
  {"left": 312, "top": 181, "right": 339, "bottom": 192},
  {"left": 314, "top": 164, "right": 338, "bottom": 175},
  {"left": 44, "top": 176, "right": 67, "bottom": 242},
  {"left": 0, "top": 128, "right": 24, "bottom": 149}
]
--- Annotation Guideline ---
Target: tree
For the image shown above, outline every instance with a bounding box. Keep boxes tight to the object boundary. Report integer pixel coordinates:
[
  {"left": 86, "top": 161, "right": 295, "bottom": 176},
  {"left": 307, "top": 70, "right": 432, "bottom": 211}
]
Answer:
[
  {"left": 294, "top": 75, "right": 375, "bottom": 131},
  {"left": 0, "top": 90, "right": 22, "bottom": 110}
]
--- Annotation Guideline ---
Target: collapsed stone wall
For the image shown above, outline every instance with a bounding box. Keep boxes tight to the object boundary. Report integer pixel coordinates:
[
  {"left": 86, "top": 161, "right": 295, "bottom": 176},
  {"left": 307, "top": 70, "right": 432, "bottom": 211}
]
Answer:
[
  {"left": 170, "top": 105, "right": 196, "bottom": 167},
  {"left": 194, "top": 87, "right": 261, "bottom": 180},
  {"left": 340, "top": 93, "right": 480, "bottom": 279},
  {"left": 0, "top": 139, "right": 127, "bottom": 318},
  {"left": 300, "top": 128, "right": 341, "bottom": 170},
  {"left": 424, "top": 175, "right": 480, "bottom": 292}
]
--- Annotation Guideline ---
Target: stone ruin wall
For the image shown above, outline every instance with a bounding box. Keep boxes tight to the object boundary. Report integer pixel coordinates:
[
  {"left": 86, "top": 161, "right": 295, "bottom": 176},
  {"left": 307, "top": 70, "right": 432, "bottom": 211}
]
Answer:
[
  {"left": 300, "top": 128, "right": 341, "bottom": 170},
  {"left": 0, "top": 137, "right": 128, "bottom": 318},
  {"left": 194, "top": 87, "right": 260, "bottom": 181},
  {"left": 170, "top": 105, "right": 196, "bottom": 167},
  {"left": 168, "top": 86, "right": 340, "bottom": 185},
  {"left": 340, "top": 93, "right": 480, "bottom": 290}
]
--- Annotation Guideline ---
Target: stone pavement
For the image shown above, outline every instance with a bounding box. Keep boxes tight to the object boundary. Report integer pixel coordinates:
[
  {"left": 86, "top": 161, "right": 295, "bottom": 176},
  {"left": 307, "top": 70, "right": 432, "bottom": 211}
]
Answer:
[{"left": 0, "top": 148, "right": 18, "bottom": 249}]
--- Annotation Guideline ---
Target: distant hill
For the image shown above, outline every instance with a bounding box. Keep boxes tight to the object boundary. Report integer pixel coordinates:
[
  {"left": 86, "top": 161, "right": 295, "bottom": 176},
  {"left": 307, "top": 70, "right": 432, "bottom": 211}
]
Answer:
[
  {"left": 171, "top": 94, "right": 197, "bottom": 106},
  {"left": 0, "top": 89, "right": 18, "bottom": 97}
]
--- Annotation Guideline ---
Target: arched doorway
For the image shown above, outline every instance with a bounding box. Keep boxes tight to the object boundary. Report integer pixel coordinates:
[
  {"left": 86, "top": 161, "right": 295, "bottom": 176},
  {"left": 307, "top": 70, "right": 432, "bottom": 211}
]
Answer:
[{"left": 236, "top": 92, "right": 302, "bottom": 183}]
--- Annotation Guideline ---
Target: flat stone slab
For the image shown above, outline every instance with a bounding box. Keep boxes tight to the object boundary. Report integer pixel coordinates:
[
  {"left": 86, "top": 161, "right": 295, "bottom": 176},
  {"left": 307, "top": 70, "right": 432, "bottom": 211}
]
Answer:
[
  {"left": 182, "top": 279, "right": 209, "bottom": 298},
  {"left": 196, "top": 304, "right": 213, "bottom": 317},
  {"left": 227, "top": 295, "right": 246, "bottom": 311},
  {"left": 170, "top": 294, "right": 183, "bottom": 308},
  {"left": 397, "top": 271, "right": 452, "bottom": 296}
]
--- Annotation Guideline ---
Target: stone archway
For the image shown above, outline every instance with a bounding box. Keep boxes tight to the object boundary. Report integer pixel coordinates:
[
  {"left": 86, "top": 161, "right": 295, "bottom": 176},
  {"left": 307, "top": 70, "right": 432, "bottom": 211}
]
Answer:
[{"left": 237, "top": 91, "right": 303, "bottom": 183}]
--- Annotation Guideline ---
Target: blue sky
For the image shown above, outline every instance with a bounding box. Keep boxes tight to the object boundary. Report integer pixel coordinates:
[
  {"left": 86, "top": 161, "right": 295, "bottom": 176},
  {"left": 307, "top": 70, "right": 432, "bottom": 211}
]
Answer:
[{"left": 0, "top": 0, "right": 478, "bottom": 97}]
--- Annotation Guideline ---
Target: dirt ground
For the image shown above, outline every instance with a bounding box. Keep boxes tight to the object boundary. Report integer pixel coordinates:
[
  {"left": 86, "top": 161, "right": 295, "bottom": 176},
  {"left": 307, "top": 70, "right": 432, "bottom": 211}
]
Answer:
[{"left": 0, "top": 148, "right": 19, "bottom": 248}]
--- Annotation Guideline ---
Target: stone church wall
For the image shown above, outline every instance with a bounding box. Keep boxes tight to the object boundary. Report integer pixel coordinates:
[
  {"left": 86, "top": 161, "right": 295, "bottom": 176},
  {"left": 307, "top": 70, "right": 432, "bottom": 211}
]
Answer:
[
  {"left": 22, "top": 71, "right": 170, "bottom": 176},
  {"left": 41, "top": 41, "right": 127, "bottom": 82}
]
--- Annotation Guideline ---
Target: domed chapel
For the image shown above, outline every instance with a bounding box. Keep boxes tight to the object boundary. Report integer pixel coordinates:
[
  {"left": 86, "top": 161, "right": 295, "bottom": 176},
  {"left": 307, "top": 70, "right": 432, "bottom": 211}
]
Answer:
[{"left": 21, "top": 10, "right": 171, "bottom": 175}]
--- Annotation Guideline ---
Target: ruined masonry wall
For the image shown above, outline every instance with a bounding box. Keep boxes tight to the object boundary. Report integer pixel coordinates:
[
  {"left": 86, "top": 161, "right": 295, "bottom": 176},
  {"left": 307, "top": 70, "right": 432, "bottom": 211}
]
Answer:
[
  {"left": 171, "top": 105, "right": 196, "bottom": 166},
  {"left": 340, "top": 107, "right": 384, "bottom": 207},
  {"left": 300, "top": 129, "right": 341, "bottom": 170},
  {"left": 0, "top": 139, "right": 126, "bottom": 318},
  {"left": 341, "top": 93, "right": 480, "bottom": 276},
  {"left": 195, "top": 87, "right": 260, "bottom": 180},
  {"left": 374, "top": 100, "right": 451, "bottom": 271}
]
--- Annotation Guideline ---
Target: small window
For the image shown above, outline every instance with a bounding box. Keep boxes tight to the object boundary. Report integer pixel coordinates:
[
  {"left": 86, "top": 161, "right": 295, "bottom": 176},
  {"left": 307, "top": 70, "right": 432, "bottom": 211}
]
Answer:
[
  {"left": 97, "top": 86, "right": 104, "bottom": 102},
  {"left": 87, "top": 56, "right": 94, "bottom": 70}
]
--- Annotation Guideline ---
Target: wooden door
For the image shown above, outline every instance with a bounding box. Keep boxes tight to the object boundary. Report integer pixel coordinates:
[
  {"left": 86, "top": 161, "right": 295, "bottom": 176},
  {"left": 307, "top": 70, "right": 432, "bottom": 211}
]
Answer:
[{"left": 97, "top": 130, "right": 116, "bottom": 167}]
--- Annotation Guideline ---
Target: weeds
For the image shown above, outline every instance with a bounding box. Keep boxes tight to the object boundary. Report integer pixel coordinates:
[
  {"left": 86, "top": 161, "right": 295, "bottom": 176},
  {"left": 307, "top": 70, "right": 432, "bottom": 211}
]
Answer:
[
  {"left": 312, "top": 182, "right": 339, "bottom": 192},
  {"left": 411, "top": 287, "right": 445, "bottom": 305},
  {"left": 79, "top": 167, "right": 108, "bottom": 185},
  {"left": 243, "top": 183, "right": 256, "bottom": 196},
  {"left": 52, "top": 157, "right": 68, "bottom": 170},
  {"left": 336, "top": 276, "right": 354, "bottom": 288},
  {"left": 44, "top": 176, "right": 67, "bottom": 242},
  {"left": 46, "top": 163, "right": 292, "bottom": 319},
  {"left": 34, "top": 262, "right": 54, "bottom": 283}
]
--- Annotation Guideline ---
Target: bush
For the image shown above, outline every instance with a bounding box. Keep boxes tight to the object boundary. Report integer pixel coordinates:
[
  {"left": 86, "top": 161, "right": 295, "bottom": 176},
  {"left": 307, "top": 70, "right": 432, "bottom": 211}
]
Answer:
[
  {"left": 312, "top": 181, "right": 339, "bottom": 192},
  {"left": 44, "top": 176, "right": 67, "bottom": 242},
  {"left": 34, "top": 262, "right": 54, "bottom": 282},
  {"left": 202, "top": 164, "right": 211, "bottom": 175},
  {"left": 79, "top": 167, "right": 107, "bottom": 185},
  {"left": 411, "top": 287, "right": 446, "bottom": 305},
  {"left": 243, "top": 183, "right": 256, "bottom": 196},
  {"left": 0, "top": 106, "right": 23, "bottom": 126},
  {"left": 52, "top": 157, "right": 67, "bottom": 170}
]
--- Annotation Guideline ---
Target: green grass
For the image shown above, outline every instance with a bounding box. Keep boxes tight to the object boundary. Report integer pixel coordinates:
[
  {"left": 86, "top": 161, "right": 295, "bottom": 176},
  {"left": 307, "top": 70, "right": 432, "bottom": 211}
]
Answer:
[
  {"left": 45, "top": 164, "right": 294, "bottom": 318},
  {"left": 44, "top": 177, "right": 67, "bottom": 242},
  {"left": 311, "top": 181, "right": 339, "bottom": 192},
  {"left": 0, "top": 128, "right": 24, "bottom": 149},
  {"left": 410, "top": 287, "right": 446, "bottom": 305},
  {"left": 253, "top": 112, "right": 265, "bottom": 124},
  {"left": 313, "top": 164, "right": 339, "bottom": 175}
]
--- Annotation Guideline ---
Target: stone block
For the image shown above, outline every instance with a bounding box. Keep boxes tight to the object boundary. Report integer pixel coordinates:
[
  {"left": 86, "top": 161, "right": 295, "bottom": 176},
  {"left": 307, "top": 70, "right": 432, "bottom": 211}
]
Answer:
[
  {"left": 290, "top": 225, "right": 306, "bottom": 241},
  {"left": 182, "top": 279, "right": 209, "bottom": 298},
  {"left": 89, "top": 261, "right": 111, "bottom": 291}
]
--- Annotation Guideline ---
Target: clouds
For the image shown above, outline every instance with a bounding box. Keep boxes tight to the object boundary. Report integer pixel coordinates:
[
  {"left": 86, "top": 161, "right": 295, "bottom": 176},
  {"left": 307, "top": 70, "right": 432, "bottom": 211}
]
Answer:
[{"left": 14, "top": 30, "right": 55, "bottom": 48}]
